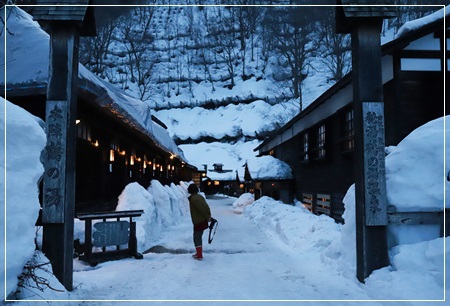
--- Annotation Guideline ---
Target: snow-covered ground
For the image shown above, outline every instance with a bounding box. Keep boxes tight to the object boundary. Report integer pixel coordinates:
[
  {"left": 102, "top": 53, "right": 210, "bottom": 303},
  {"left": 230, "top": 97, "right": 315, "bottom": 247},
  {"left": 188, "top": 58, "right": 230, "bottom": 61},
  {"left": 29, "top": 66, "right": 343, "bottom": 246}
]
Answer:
[{"left": 2, "top": 97, "right": 448, "bottom": 303}]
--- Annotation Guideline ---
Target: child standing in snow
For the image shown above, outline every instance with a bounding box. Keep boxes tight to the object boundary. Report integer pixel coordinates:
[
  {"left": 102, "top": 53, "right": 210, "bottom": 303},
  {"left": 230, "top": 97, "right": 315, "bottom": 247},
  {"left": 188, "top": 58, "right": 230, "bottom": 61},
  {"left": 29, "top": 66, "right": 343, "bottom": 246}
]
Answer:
[{"left": 187, "top": 183, "right": 211, "bottom": 260}]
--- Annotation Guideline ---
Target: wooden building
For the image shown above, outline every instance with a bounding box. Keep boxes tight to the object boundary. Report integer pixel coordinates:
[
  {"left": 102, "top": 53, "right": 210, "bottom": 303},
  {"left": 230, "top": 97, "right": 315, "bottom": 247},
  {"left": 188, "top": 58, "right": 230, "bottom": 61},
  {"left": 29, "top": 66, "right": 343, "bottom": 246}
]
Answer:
[
  {"left": 1, "top": 7, "right": 196, "bottom": 213},
  {"left": 203, "top": 163, "right": 240, "bottom": 196},
  {"left": 255, "top": 9, "right": 448, "bottom": 223},
  {"left": 244, "top": 156, "right": 295, "bottom": 204}
]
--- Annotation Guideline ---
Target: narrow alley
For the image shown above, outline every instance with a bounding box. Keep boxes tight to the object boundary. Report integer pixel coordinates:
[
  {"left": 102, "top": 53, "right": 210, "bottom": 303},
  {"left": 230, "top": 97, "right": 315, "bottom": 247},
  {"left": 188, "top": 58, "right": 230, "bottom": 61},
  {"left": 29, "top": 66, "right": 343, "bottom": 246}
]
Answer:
[{"left": 71, "top": 196, "right": 383, "bottom": 305}]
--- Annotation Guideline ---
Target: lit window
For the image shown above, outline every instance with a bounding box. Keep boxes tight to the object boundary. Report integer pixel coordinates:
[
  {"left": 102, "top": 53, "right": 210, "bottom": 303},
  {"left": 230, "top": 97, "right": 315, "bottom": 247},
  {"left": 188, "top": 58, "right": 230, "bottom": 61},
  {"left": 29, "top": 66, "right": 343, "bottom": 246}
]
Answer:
[
  {"left": 344, "top": 110, "right": 354, "bottom": 151},
  {"left": 302, "top": 133, "right": 309, "bottom": 161},
  {"left": 318, "top": 125, "right": 325, "bottom": 158}
]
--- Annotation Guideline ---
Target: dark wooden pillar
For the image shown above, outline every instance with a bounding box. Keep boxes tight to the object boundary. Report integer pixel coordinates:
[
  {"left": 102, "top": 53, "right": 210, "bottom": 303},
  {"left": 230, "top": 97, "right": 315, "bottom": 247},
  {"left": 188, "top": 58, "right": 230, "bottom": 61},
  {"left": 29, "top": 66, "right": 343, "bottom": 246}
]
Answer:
[
  {"left": 33, "top": 0, "right": 95, "bottom": 291},
  {"left": 351, "top": 20, "right": 389, "bottom": 282},
  {"left": 41, "top": 24, "right": 79, "bottom": 291},
  {"left": 335, "top": 0, "right": 396, "bottom": 282}
]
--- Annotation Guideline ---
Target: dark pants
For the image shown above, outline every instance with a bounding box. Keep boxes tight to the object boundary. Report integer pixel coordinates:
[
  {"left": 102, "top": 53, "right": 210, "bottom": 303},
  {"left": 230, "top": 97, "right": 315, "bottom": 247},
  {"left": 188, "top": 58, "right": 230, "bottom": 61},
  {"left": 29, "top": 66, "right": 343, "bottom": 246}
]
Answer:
[
  {"left": 193, "top": 221, "right": 208, "bottom": 247},
  {"left": 193, "top": 230, "right": 204, "bottom": 247}
]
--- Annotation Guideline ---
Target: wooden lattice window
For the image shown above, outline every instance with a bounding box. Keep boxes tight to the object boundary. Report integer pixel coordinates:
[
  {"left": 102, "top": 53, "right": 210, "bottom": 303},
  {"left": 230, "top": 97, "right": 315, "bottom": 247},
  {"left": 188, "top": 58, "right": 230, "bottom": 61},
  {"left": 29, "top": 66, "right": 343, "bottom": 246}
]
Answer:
[
  {"left": 344, "top": 110, "right": 354, "bottom": 151},
  {"left": 302, "top": 133, "right": 309, "bottom": 161},
  {"left": 317, "top": 124, "right": 326, "bottom": 158},
  {"left": 77, "top": 120, "right": 91, "bottom": 141}
]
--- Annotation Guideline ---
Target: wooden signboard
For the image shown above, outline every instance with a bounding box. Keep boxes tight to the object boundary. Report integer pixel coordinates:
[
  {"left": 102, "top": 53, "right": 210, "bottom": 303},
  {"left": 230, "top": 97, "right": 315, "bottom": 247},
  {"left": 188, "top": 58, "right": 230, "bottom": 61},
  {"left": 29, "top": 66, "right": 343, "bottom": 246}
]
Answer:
[
  {"left": 362, "top": 102, "right": 387, "bottom": 226},
  {"left": 42, "top": 100, "right": 68, "bottom": 223},
  {"left": 93, "top": 221, "right": 130, "bottom": 247}
]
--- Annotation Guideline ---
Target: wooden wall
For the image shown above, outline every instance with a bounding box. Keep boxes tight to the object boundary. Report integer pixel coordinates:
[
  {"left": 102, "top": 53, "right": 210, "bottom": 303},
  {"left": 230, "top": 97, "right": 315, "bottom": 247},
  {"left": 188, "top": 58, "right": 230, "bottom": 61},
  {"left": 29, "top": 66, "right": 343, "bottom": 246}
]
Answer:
[{"left": 271, "top": 67, "right": 447, "bottom": 223}]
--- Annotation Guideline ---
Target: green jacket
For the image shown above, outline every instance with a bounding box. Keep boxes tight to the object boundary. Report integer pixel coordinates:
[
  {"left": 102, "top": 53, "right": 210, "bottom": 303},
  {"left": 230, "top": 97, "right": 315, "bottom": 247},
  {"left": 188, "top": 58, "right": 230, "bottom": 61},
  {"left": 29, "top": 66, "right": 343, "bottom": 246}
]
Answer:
[{"left": 189, "top": 193, "right": 211, "bottom": 226}]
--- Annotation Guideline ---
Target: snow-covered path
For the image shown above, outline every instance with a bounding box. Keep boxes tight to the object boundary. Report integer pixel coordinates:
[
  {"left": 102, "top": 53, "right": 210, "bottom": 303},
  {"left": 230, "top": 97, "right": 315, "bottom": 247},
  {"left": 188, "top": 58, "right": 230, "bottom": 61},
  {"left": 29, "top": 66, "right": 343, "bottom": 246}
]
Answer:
[{"left": 69, "top": 197, "right": 392, "bottom": 305}]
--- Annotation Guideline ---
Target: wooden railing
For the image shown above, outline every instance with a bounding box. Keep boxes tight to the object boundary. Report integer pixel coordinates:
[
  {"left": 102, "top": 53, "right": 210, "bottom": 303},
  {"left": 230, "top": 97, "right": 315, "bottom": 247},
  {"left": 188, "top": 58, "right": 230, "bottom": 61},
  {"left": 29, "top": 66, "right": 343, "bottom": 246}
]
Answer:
[{"left": 77, "top": 210, "right": 144, "bottom": 266}]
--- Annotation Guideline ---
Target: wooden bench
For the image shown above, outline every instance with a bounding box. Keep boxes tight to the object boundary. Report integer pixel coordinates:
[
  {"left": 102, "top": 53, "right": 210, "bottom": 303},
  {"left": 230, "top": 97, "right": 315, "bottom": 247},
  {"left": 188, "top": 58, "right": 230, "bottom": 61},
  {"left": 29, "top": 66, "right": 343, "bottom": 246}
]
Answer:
[
  {"left": 316, "top": 193, "right": 331, "bottom": 215},
  {"left": 77, "top": 210, "right": 144, "bottom": 266}
]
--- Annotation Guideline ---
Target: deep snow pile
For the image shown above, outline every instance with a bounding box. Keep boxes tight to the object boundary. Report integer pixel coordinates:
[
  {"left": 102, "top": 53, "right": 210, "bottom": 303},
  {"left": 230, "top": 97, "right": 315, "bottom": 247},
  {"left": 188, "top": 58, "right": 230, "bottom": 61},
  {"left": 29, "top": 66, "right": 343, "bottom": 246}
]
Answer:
[
  {"left": 116, "top": 180, "right": 190, "bottom": 253},
  {"left": 1, "top": 98, "right": 46, "bottom": 299},
  {"left": 243, "top": 115, "right": 449, "bottom": 300},
  {"left": 245, "top": 197, "right": 341, "bottom": 252},
  {"left": 385, "top": 116, "right": 448, "bottom": 211},
  {"left": 232, "top": 192, "right": 255, "bottom": 214}
]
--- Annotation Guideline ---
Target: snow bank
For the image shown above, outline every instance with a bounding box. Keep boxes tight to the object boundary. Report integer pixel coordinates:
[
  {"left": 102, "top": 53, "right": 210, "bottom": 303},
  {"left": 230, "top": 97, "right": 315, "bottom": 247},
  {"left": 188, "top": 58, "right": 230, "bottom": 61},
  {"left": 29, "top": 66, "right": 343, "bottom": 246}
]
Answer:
[
  {"left": 12, "top": 251, "right": 70, "bottom": 301},
  {"left": 243, "top": 116, "right": 447, "bottom": 300},
  {"left": 1, "top": 98, "right": 46, "bottom": 299},
  {"left": 243, "top": 193, "right": 446, "bottom": 301},
  {"left": 232, "top": 193, "right": 255, "bottom": 214},
  {"left": 364, "top": 237, "right": 448, "bottom": 301},
  {"left": 385, "top": 115, "right": 448, "bottom": 211},
  {"left": 244, "top": 197, "right": 341, "bottom": 252},
  {"left": 384, "top": 116, "right": 448, "bottom": 248},
  {"left": 116, "top": 180, "right": 189, "bottom": 252}
]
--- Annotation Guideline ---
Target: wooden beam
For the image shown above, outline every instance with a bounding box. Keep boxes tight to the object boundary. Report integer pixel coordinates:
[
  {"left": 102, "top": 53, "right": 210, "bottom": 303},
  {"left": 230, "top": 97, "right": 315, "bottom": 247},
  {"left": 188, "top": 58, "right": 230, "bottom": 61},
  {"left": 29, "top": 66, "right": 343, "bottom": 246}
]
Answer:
[
  {"left": 388, "top": 211, "right": 444, "bottom": 225},
  {"left": 77, "top": 210, "right": 144, "bottom": 220}
]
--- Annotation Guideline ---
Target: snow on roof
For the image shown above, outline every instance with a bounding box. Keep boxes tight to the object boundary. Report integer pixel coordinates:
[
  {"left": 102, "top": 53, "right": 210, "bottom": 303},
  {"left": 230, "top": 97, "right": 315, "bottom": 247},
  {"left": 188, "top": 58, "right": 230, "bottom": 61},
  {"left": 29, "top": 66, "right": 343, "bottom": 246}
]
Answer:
[
  {"left": 246, "top": 155, "right": 294, "bottom": 181},
  {"left": 198, "top": 150, "right": 293, "bottom": 181},
  {"left": 207, "top": 170, "right": 237, "bottom": 181},
  {"left": 0, "top": 6, "right": 187, "bottom": 163},
  {"left": 395, "top": 5, "right": 448, "bottom": 39}
]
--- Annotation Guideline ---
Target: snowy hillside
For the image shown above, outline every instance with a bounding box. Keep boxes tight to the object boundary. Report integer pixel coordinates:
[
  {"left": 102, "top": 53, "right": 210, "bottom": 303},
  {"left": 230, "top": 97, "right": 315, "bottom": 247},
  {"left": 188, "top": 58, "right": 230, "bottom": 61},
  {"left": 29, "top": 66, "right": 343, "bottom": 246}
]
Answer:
[
  {"left": 78, "top": 3, "right": 348, "bottom": 172},
  {"left": 78, "top": 2, "right": 428, "bottom": 171}
]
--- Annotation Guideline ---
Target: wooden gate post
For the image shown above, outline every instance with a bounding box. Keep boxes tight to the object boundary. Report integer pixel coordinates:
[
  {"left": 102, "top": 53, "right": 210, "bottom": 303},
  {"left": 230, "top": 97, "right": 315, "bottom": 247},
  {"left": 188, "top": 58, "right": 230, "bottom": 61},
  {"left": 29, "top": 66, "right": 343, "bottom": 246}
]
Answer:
[
  {"left": 351, "top": 20, "right": 390, "bottom": 282},
  {"left": 336, "top": 0, "right": 396, "bottom": 282},
  {"left": 41, "top": 23, "right": 79, "bottom": 291},
  {"left": 33, "top": 1, "right": 95, "bottom": 291}
]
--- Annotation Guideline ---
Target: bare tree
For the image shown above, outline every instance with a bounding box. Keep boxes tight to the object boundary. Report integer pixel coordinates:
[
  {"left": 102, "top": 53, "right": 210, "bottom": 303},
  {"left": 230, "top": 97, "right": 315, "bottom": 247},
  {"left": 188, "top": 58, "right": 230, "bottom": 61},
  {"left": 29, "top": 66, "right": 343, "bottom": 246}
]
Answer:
[
  {"left": 316, "top": 7, "right": 351, "bottom": 82},
  {"left": 210, "top": 6, "right": 239, "bottom": 89},
  {"left": 229, "top": 2, "right": 264, "bottom": 79},
  {"left": 79, "top": 20, "right": 117, "bottom": 78},
  {"left": 119, "top": 6, "right": 157, "bottom": 102},
  {"left": 264, "top": 6, "right": 318, "bottom": 111}
]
